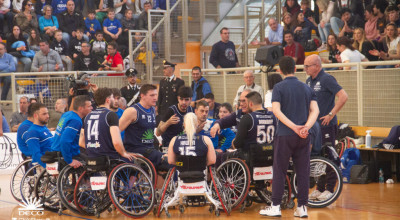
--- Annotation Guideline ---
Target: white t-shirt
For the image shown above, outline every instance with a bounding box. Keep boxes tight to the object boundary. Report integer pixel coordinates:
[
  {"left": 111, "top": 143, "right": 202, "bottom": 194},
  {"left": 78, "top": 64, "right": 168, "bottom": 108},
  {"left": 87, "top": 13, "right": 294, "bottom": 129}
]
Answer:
[
  {"left": 264, "top": 90, "right": 272, "bottom": 108},
  {"left": 387, "top": 37, "right": 400, "bottom": 55},
  {"left": 340, "top": 48, "right": 366, "bottom": 70}
]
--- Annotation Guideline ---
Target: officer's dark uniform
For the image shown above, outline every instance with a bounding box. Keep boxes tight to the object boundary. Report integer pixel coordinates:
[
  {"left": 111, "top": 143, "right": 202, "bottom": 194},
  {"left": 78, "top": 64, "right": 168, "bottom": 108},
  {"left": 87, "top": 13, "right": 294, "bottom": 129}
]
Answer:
[
  {"left": 120, "top": 68, "right": 140, "bottom": 106},
  {"left": 157, "top": 60, "right": 185, "bottom": 117}
]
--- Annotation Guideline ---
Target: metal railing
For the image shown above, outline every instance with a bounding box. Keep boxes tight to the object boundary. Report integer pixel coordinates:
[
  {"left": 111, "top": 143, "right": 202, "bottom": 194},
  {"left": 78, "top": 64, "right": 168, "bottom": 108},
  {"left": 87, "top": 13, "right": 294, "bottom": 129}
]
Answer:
[{"left": 180, "top": 60, "right": 400, "bottom": 128}]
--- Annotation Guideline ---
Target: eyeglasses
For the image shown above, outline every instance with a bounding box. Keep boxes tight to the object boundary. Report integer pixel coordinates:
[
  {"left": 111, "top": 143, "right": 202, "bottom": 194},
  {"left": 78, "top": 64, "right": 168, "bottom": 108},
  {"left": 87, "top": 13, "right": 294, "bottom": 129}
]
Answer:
[
  {"left": 27, "top": 3, "right": 32, "bottom": 6},
  {"left": 304, "top": 64, "right": 316, "bottom": 69},
  {"left": 239, "top": 99, "right": 246, "bottom": 103}
]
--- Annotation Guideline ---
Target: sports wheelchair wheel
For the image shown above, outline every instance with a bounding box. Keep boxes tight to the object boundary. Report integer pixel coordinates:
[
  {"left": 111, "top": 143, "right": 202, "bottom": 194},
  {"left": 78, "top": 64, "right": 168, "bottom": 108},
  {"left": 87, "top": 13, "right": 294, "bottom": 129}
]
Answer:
[
  {"left": 34, "top": 169, "right": 60, "bottom": 211},
  {"left": 292, "top": 156, "right": 343, "bottom": 208},
  {"left": 156, "top": 167, "right": 176, "bottom": 217},
  {"left": 74, "top": 170, "right": 112, "bottom": 216},
  {"left": 57, "top": 165, "right": 84, "bottom": 214},
  {"left": 134, "top": 155, "right": 157, "bottom": 187},
  {"left": 20, "top": 164, "right": 42, "bottom": 203},
  {"left": 107, "top": 163, "right": 155, "bottom": 218},
  {"left": 217, "top": 158, "right": 250, "bottom": 211},
  {"left": 255, "top": 175, "right": 292, "bottom": 209},
  {"left": 11, "top": 159, "right": 33, "bottom": 202},
  {"left": 209, "top": 166, "right": 231, "bottom": 215}
]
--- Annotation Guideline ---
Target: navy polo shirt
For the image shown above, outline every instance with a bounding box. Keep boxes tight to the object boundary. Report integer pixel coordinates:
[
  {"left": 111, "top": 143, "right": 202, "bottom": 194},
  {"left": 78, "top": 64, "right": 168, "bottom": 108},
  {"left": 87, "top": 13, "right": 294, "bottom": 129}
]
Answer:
[
  {"left": 272, "top": 76, "right": 317, "bottom": 136},
  {"left": 306, "top": 70, "right": 342, "bottom": 126}
]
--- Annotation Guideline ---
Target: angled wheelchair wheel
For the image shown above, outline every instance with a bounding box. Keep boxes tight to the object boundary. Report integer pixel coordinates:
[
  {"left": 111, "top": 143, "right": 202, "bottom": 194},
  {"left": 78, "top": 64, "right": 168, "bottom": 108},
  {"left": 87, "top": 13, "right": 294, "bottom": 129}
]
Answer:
[
  {"left": 292, "top": 156, "right": 343, "bottom": 208},
  {"left": 156, "top": 167, "right": 176, "bottom": 217},
  {"left": 255, "top": 175, "right": 292, "bottom": 209},
  {"left": 20, "top": 164, "right": 42, "bottom": 203},
  {"left": 34, "top": 169, "right": 60, "bottom": 211},
  {"left": 134, "top": 155, "right": 157, "bottom": 187},
  {"left": 107, "top": 163, "right": 155, "bottom": 218},
  {"left": 57, "top": 165, "right": 85, "bottom": 214},
  {"left": 209, "top": 166, "right": 231, "bottom": 215},
  {"left": 74, "top": 171, "right": 112, "bottom": 216},
  {"left": 11, "top": 159, "right": 33, "bottom": 202},
  {"left": 217, "top": 158, "right": 250, "bottom": 211}
]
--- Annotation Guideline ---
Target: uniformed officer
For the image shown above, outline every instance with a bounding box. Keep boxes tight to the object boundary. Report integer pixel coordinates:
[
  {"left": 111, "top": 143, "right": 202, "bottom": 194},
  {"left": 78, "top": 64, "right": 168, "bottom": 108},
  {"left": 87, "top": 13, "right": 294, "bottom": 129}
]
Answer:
[
  {"left": 120, "top": 68, "right": 141, "bottom": 107},
  {"left": 157, "top": 60, "right": 185, "bottom": 119}
]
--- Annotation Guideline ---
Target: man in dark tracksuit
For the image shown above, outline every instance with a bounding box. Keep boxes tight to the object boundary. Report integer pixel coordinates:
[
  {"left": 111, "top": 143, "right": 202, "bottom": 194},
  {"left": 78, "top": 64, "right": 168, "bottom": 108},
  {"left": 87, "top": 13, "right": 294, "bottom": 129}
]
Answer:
[
  {"left": 191, "top": 66, "right": 211, "bottom": 102},
  {"left": 260, "top": 56, "right": 319, "bottom": 218}
]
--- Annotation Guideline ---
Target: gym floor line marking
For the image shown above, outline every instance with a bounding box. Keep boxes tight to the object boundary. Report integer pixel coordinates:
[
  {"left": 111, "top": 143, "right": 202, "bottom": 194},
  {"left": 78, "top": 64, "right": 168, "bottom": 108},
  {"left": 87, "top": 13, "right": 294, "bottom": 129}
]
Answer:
[{"left": 336, "top": 205, "right": 400, "bottom": 218}]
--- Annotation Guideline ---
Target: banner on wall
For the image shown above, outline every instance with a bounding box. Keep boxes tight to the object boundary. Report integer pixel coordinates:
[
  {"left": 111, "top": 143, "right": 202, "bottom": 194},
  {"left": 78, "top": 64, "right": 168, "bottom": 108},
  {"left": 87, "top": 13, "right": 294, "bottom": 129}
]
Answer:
[{"left": 0, "top": 133, "right": 24, "bottom": 175}]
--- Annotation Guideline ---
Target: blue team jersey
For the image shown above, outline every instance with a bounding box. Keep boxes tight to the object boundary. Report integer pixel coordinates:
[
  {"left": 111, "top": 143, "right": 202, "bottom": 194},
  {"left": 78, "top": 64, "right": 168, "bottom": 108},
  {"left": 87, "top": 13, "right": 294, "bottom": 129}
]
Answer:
[
  {"left": 116, "top": 108, "right": 125, "bottom": 140},
  {"left": 25, "top": 124, "right": 54, "bottom": 167},
  {"left": 17, "top": 120, "right": 34, "bottom": 156},
  {"left": 103, "top": 18, "right": 122, "bottom": 35},
  {"left": 217, "top": 128, "right": 235, "bottom": 152},
  {"left": 51, "top": 111, "right": 82, "bottom": 164},
  {"left": 198, "top": 119, "right": 219, "bottom": 148},
  {"left": 246, "top": 109, "right": 276, "bottom": 146},
  {"left": 162, "top": 105, "right": 194, "bottom": 147},
  {"left": 85, "top": 107, "right": 119, "bottom": 159},
  {"left": 124, "top": 103, "right": 156, "bottom": 152},
  {"left": 173, "top": 133, "right": 208, "bottom": 157}
]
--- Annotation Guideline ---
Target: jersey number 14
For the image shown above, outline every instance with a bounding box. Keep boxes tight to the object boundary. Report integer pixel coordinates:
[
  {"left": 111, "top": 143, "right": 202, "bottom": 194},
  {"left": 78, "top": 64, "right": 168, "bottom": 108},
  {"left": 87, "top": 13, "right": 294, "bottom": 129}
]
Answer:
[{"left": 87, "top": 119, "right": 99, "bottom": 141}]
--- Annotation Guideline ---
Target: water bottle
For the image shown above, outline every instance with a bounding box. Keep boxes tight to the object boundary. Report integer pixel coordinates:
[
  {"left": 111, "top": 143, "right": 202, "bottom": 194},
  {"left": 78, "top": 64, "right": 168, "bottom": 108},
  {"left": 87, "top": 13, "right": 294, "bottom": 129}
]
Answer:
[
  {"left": 379, "top": 168, "right": 384, "bottom": 183},
  {"left": 365, "top": 130, "right": 372, "bottom": 148}
]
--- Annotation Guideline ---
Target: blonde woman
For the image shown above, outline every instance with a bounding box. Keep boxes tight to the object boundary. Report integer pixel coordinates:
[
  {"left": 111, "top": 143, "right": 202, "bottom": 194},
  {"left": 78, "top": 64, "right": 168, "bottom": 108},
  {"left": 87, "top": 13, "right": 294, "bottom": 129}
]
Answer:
[
  {"left": 168, "top": 112, "right": 216, "bottom": 166},
  {"left": 352, "top": 28, "right": 378, "bottom": 63},
  {"left": 370, "top": 23, "right": 400, "bottom": 68}
]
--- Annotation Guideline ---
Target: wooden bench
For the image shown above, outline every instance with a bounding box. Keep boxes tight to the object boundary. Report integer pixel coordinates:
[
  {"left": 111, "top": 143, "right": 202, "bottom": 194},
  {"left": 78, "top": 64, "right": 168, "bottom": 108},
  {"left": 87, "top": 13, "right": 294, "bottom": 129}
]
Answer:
[{"left": 352, "top": 126, "right": 391, "bottom": 138}]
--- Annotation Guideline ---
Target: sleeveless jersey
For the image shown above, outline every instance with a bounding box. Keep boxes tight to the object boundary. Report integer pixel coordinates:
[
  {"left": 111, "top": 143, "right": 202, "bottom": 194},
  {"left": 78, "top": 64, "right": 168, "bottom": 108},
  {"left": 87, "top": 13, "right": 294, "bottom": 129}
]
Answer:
[
  {"left": 84, "top": 107, "right": 119, "bottom": 159},
  {"left": 124, "top": 103, "right": 156, "bottom": 151},
  {"left": 245, "top": 109, "right": 277, "bottom": 147},
  {"left": 173, "top": 133, "right": 208, "bottom": 157},
  {"left": 162, "top": 105, "right": 194, "bottom": 147}
]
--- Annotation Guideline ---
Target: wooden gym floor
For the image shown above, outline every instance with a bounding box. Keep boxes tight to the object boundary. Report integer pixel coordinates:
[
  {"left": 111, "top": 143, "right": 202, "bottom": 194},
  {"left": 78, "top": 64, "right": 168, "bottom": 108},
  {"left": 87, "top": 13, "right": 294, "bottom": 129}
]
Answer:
[{"left": 1, "top": 174, "right": 400, "bottom": 220}]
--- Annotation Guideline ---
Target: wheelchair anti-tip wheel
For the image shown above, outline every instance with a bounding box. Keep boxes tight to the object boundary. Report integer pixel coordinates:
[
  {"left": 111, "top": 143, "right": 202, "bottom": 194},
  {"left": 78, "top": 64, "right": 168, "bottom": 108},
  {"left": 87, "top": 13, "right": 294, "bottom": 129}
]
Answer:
[{"left": 107, "top": 163, "right": 155, "bottom": 218}]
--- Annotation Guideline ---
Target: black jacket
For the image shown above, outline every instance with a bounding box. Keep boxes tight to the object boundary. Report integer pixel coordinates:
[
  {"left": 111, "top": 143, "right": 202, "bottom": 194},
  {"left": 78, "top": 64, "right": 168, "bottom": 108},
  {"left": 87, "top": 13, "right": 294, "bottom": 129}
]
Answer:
[
  {"left": 73, "top": 52, "right": 100, "bottom": 71},
  {"left": 57, "top": 10, "right": 85, "bottom": 35},
  {"left": 51, "top": 39, "right": 69, "bottom": 56},
  {"left": 120, "top": 84, "right": 140, "bottom": 106},
  {"left": 69, "top": 38, "right": 85, "bottom": 57},
  {"left": 157, "top": 76, "right": 185, "bottom": 117},
  {"left": 211, "top": 102, "right": 221, "bottom": 119}
]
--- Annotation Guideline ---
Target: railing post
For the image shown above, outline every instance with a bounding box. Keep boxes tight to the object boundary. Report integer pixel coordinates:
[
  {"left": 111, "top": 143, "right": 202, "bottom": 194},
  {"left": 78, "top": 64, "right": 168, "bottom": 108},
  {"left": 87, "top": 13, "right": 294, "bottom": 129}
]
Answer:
[
  {"left": 148, "top": 11, "right": 154, "bottom": 83},
  {"left": 243, "top": 5, "right": 248, "bottom": 67},
  {"left": 11, "top": 73, "right": 16, "bottom": 113},
  {"left": 223, "top": 71, "right": 227, "bottom": 102},
  {"left": 182, "top": 0, "right": 189, "bottom": 48},
  {"left": 199, "top": 0, "right": 205, "bottom": 41},
  {"left": 128, "top": 30, "right": 133, "bottom": 70},
  {"left": 277, "top": 0, "right": 282, "bottom": 23},
  {"left": 260, "top": 0, "right": 265, "bottom": 42},
  {"left": 165, "top": 0, "right": 171, "bottom": 61},
  {"left": 357, "top": 62, "right": 363, "bottom": 126}
]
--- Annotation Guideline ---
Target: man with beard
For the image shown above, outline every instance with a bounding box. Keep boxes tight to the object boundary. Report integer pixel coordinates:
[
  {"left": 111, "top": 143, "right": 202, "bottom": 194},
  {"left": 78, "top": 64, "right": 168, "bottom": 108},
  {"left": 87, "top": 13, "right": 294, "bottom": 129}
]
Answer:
[
  {"left": 25, "top": 103, "right": 54, "bottom": 168},
  {"left": 74, "top": 42, "right": 100, "bottom": 71},
  {"left": 110, "top": 88, "right": 125, "bottom": 139},
  {"left": 156, "top": 86, "right": 194, "bottom": 152}
]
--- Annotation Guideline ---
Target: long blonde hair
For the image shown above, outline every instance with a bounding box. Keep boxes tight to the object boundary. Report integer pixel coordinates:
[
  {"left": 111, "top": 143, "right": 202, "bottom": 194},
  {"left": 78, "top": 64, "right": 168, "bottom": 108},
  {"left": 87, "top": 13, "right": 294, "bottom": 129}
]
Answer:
[
  {"left": 353, "top": 28, "right": 375, "bottom": 51},
  {"left": 183, "top": 113, "right": 198, "bottom": 147}
]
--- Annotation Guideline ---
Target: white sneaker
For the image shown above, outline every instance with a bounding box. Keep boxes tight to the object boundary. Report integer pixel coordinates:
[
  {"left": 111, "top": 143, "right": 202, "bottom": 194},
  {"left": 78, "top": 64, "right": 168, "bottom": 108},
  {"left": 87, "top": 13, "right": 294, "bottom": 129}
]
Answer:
[
  {"left": 317, "top": 190, "right": 333, "bottom": 201},
  {"left": 317, "top": 43, "right": 327, "bottom": 51},
  {"left": 294, "top": 205, "right": 308, "bottom": 218},
  {"left": 259, "top": 204, "right": 281, "bottom": 217},
  {"left": 309, "top": 190, "right": 322, "bottom": 200}
]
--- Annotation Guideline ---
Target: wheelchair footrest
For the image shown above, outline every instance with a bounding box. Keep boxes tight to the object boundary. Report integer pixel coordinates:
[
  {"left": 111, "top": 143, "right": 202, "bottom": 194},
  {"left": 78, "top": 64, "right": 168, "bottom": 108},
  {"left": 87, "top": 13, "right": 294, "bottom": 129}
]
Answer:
[{"left": 185, "top": 196, "right": 207, "bottom": 207}]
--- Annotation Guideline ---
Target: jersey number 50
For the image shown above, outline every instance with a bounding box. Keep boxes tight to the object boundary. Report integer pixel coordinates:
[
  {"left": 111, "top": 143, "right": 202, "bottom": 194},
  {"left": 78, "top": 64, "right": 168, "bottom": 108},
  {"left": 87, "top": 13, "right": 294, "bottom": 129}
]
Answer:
[{"left": 257, "top": 125, "right": 274, "bottom": 144}]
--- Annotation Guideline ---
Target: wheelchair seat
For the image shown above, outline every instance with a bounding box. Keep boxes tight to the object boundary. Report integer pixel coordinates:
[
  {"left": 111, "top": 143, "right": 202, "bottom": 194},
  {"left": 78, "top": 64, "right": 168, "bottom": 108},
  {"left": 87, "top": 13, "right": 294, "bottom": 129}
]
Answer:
[
  {"left": 175, "top": 155, "right": 207, "bottom": 183},
  {"left": 85, "top": 156, "right": 110, "bottom": 172},
  {"left": 41, "top": 151, "right": 62, "bottom": 163}
]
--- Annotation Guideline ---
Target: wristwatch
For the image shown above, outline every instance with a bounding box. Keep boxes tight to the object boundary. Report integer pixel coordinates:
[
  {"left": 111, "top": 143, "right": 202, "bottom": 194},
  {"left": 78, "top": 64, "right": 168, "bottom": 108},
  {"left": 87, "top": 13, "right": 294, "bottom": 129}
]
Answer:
[{"left": 328, "top": 112, "right": 333, "bottom": 116}]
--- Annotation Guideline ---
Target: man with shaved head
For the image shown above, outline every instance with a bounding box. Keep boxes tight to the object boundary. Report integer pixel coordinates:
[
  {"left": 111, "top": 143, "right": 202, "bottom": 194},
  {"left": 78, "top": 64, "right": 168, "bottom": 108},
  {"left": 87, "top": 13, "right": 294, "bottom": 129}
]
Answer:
[
  {"left": 305, "top": 54, "right": 348, "bottom": 201},
  {"left": 254, "top": 18, "right": 283, "bottom": 46},
  {"left": 232, "top": 70, "right": 264, "bottom": 110}
]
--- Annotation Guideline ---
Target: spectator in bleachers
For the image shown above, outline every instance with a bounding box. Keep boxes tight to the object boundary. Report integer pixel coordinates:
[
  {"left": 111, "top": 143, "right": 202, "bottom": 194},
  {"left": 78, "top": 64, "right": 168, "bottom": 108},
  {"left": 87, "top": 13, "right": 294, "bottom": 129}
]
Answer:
[
  {"left": 31, "top": 40, "right": 64, "bottom": 71},
  {"left": 6, "top": 25, "right": 33, "bottom": 72},
  {"left": 113, "top": 0, "right": 127, "bottom": 21},
  {"left": 38, "top": 5, "right": 59, "bottom": 41},
  {"left": 68, "top": 28, "right": 85, "bottom": 59},
  {"left": 1, "top": 109, "right": 10, "bottom": 134},
  {"left": 353, "top": 28, "right": 379, "bottom": 65},
  {"left": 364, "top": 5, "right": 380, "bottom": 41},
  {"left": 28, "top": 29, "right": 41, "bottom": 52},
  {"left": 333, "top": 0, "right": 366, "bottom": 19},
  {"left": 191, "top": 66, "right": 211, "bottom": 103},
  {"left": 209, "top": 27, "right": 239, "bottom": 69},
  {"left": 13, "top": 0, "right": 38, "bottom": 39},
  {"left": 373, "top": 0, "right": 389, "bottom": 40},
  {"left": 282, "top": 12, "right": 294, "bottom": 33},
  {"left": 12, "top": 0, "right": 23, "bottom": 14},
  {"left": 90, "top": 30, "right": 108, "bottom": 64},
  {"left": 292, "top": 12, "right": 317, "bottom": 47},
  {"left": 130, "top": 0, "right": 153, "bottom": 19},
  {"left": 58, "top": 0, "right": 87, "bottom": 46},
  {"left": 85, "top": 9, "right": 101, "bottom": 40},
  {"left": 103, "top": 9, "right": 122, "bottom": 43},
  {"left": 73, "top": 41, "right": 100, "bottom": 71},
  {"left": 370, "top": 23, "right": 400, "bottom": 68},
  {"left": 264, "top": 73, "right": 282, "bottom": 111},
  {"left": 73, "top": 0, "right": 84, "bottom": 12},
  {"left": 96, "top": 0, "right": 112, "bottom": 24},
  {"left": 387, "top": 5, "right": 400, "bottom": 27},
  {"left": 252, "top": 18, "right": 283, "bottom": 46},
  {"left": 232, "top": 70, "right": 264, "bottom": 110},
  {"left": 300, "top": 0, "right": 314, "bottom": 20},
  {"left": 35, "top": 0, "right": 51, "bottom": 18},
  {"left": 316, "top": 0, "right": 336, "bottom": 51},
  {"left": 51, "top": 0, "right": 68, "bottom": 15},
  {"left": 0, "top": 42, "right": 15, "bottom": 101},
  {"left": 138, "top": 1, "right": 152, "bottom": 30},
  {"left": 0, "top": 0, "right": 14, "bottom": 36},
  {"left": 29, "top": 97, "right": 37, "bottom": 103},
  {"left": 118, "top": 9, "right": 136, "bottom": 46},
  {"left": 204, "top": 93, "right": 221, "bottom": 120},
  {"left": 321, "top": 34, "right": 340, "bottom": 70},
  {"left": 51, "top": 30, "right": 72, "bottom": 71},
  {"left": 10, "top": 96, "right": 29, "bottom": 132},
  {"left": 331, "top": 8, "right": 364, "bottom": 38},
  {"left": 336, "top": 36, "right": 368, "bottom": 70},
  {"left": 283, "top": 31, "right": 305, "bottom": 65},
  {"left": 282, "top": 0, "right": 300, "bottom": 15},
  {"left": 100, "top": 41, "right": 123, "bottom": 71}
]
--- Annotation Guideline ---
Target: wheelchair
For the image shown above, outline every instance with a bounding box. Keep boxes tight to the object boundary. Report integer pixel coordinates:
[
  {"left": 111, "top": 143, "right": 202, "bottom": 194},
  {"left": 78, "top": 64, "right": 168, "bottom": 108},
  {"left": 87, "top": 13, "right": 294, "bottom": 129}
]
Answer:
[
  {"left": 156, "top": 155, "right": 231, "bottom": 218},
  {"left": 10, "top": 158, "right": 34, "bottom": 202},
  {"left": 73, "top": 154, "right": 156, "bottom": 218},
  {"left": 217, "top": 144, "right": 293, "bottom": 212}
]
